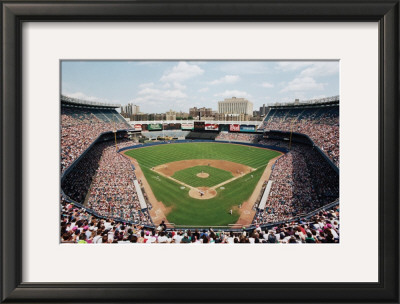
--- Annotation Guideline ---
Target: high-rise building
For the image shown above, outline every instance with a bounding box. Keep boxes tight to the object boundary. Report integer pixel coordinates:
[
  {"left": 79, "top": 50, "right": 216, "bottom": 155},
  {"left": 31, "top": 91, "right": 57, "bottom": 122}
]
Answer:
[
  {"left": 214, "top": 113, "right": 250, "bottom": 121},
  {"left": 121, "top": 103, "right": 140, "bottom": 115},
  {"left": 218, "top": 97, "right": 253, "bottom": 115},
  {"left": 259, "top": 104, "right": 268, "bottom": 116}
]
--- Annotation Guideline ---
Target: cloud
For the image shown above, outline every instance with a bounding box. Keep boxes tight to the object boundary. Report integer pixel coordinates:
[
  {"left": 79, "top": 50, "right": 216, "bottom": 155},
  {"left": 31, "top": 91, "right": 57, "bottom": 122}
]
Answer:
[
  {"left": 275, "top": 62, "right": 312, "bottom": 71},
  {"left": 214, "top": 90, "right": 252, "bottom": 99},
  {"left": 209, "top": 75, "right": 240, "bottom": 85},
  {"left": 280, "top": 77, "right": 325, "bottom": 92},
  {"left": 299, "top": 62, "right": 339, "bottom": 77},
  {"left": 63, "top": 91, "right": 120, "bottom": 104},
  {"left": 198, "top": 87, "right": 209, "bottom": 93},
  {"left": 261, "top": 82, "right": 274, "bottom": 88},
  {"left": 131, "top": 87, "right": 188, "bottom": 111},
  {"left": 276, "top": 62, "right": 339, "bottom": 77},
  {"left": 311, "top": 94, "right": 327, "bottom": 99},
  {"left": 138, "top": 82, "right": 154, "bottom": 88},
  {"left": 137, "top": 87, "right": 187, "bottom": 99},
  {"left": 172, "top": 82, "right": 186, "bottom": 90},
  {"left": 64, "top": 91, "right": 100, "bottom": 101},
  {"left": 218, "top": 62, "right": 269, "bottom": 74},
  {"left": 160, "top": 61, "right": 204, "bottom": 83}
]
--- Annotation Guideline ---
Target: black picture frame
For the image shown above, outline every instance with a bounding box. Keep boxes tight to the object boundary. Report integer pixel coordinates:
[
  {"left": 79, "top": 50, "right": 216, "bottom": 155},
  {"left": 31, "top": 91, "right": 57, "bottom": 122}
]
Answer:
[{"left": 1, "top": 1, "right": 399, "bottom": 303}]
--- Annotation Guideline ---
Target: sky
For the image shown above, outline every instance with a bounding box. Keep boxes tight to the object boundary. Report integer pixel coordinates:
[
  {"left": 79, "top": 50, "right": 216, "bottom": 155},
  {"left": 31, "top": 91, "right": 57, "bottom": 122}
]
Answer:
[{"left": 62, "top": 61, "right": 339, "bottom": 113}]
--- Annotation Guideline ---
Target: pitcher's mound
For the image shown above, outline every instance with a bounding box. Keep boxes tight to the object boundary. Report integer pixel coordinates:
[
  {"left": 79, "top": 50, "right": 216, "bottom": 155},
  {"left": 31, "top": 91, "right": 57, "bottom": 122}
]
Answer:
[
  {"left": 189, "top": 187, "right": 217, "bottom": 200},
  {"left": 196, "top": 172, "right": 209, "bottom": 178}
]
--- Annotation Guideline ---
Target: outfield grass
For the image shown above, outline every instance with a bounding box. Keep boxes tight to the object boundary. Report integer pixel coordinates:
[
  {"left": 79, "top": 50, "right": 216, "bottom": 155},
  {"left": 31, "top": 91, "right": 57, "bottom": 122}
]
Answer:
[
  {"left": 125, "top": 142, "right": 279, "bottom": 169},
  {"left": 172, "top": 165, "right": 233, "bottom": 187},
  {"left": 125, "top": 142, "right": 280, "bottom": 226}
]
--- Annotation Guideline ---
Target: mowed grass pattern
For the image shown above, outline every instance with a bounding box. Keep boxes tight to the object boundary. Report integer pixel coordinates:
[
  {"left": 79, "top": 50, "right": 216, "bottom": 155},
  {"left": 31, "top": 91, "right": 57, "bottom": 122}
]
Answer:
[
  {"left": 125, "top": 142, "right": 278, "bottom": 169},
  {"left": 172, "top": 166, "right": 233, "bottom": 187},
  {"left": 125, "top": 143, "right": 281, "bottom": 226}
]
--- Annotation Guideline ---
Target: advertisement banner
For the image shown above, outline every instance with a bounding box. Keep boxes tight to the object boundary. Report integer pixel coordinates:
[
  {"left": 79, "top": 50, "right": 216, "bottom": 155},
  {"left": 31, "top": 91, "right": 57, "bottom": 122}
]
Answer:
[
  {"left": 181, "top": 122, "right": 194, "bottom": 130},
  {"left": 205, "top": 123, "right": 219, "bottom": 131},
  {"left": 134, "top": 124, "right": 142, "bottom": 131},
  {"left": 229, "top": 124, "right": 240, "bottom": 132},
  {"left": 240, "top": 125, "right": 255, "bottom": 132},
  {"left": 219, "top": 124, "right": 229, "bottom": 132},
  {"left": 194, "top": 121, "right": 205, "bottom": 131},
  {"left": 148, "top": 124, "right": 162, "bottom": 131}
]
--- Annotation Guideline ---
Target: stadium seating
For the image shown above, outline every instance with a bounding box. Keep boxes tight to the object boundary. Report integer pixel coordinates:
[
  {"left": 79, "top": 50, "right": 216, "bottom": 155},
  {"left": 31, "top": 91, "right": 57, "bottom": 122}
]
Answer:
[
  {"left": 254, "top": 141, "right": 339, "bottom": 225},
  {"left": 61, "top": 105, "right": 130, "bottom": 172},
  {"left": 215, "top": 132, "right": 262, "bottom": 143},
  {"left": 60, "top": 97, "right": 340, "bottom": 244},
  {"left": 62, "top": 138, "right": 151, "bottom": 224},
  {"left": 260, "top": 104, "right": 339, "bottom": 166},
  {"left": 141, "top": 130, "right": 190, "bottom": 140},
  {"left": 60, "top": 198, "right": 339, "bottom": 243}
]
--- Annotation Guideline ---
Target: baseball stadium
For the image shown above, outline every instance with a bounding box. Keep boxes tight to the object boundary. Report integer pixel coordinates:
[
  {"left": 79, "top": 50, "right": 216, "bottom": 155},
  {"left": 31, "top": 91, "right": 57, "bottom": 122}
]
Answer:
[{"left": 60, "top": 95, "right": 339, "bottom": 244}]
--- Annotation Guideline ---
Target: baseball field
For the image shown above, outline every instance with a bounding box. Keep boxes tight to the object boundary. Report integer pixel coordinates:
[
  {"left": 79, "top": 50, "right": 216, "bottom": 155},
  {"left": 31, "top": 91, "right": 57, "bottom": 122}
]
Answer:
[{"left": 124, "top": 142, "right": 280, "bottom": 226}]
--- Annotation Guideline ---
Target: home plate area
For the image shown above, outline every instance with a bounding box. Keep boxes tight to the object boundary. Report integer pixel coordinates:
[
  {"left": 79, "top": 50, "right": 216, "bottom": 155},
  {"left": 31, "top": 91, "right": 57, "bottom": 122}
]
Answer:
[{"left": 188, "top": 187, "right": 217, "bottom": 200}]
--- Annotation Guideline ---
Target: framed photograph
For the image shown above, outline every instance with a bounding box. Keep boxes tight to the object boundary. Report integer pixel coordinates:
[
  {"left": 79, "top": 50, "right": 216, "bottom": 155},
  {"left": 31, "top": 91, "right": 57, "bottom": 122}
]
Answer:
[{"left": 1, "top": 1, "right": 398, "bottom": 303}]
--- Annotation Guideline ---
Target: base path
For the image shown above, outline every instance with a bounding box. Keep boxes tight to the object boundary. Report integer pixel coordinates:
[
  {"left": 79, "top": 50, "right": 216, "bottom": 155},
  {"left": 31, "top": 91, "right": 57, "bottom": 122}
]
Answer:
[
  {"left": 234, "top": 154, "right": 283, "bottom": 226},
  {"left": 154, "top": 159, "right": 254, "bottom": 200},
  {"left": 123, "top": 150, "right": 283, "bottom": 227},
  {"left": 154, "top": 159, "right": 253, "bottom": 178},
  {"left": 122, "top": 153, "right": 171, "bottom": 226}
]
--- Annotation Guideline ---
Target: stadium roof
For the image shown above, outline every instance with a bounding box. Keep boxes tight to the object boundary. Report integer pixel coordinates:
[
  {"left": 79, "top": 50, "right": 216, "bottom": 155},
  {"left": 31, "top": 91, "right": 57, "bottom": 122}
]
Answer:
[
  {"left": 269, "top": 95, "right": 339, "bottom": 108},
  {"left": 61, "top": 95, "right": 122, "bottom": 108}
]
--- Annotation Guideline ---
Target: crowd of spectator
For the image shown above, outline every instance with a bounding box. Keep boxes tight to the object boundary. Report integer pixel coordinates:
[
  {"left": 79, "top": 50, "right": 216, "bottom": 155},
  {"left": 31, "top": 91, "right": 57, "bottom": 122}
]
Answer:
[
  {"left": 61, "top": 198, "right": 339, "bottom": 244},
  {"left": 61, "top": 105, "right": 130, "bottom": 172},
  {"left": 60, "top": 102, "right": 340, "bottom": 243},
  {"left": 258, "top": 139, "right": 290, "bottom": 149},
  {"left": 62, "top": 138, "right": 151, "bottom": 225},
  {"left": 253, "top": 143, "right": 339, "bottom": 225},
  {"left": 117, "top": 140, "right": 139, "bottom": 150},
  {"left": 215, "top": 132, "right": 262, "bottom": 143},
  {"left": 86, "top": 144, "right": 151, "bottom": 224},
  {"left": 261, "top": 105, "right": 339, "bottom": 166}
]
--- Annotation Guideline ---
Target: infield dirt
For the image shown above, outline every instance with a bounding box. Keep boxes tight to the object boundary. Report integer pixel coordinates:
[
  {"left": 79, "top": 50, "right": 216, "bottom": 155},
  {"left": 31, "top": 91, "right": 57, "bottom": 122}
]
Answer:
[
  {"left": 122, "top": 149, "right": 282, "bottom": 226},
  {"left": 154, "top": 159, "right": 253, "bottom": 178}
]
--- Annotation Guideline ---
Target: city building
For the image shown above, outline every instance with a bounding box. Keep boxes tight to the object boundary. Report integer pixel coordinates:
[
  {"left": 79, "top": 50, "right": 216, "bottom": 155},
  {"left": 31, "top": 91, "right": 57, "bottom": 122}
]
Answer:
[
  {"left": 121, "top": 103, "right": 140, "bottom": 116},
  {"left": 259, "top": 104, "right": 268, "bottom": 116},
  {"left": 214, "top": 113, "right": 250, "bottom": 121},
  {"left": 176, "top": 111, "right": 190, "bottom": 119},
  {"left": 218, "top": 97, "right": 253, "bottom": 115},
  {"left": 189, "top": 107, "right": 213, "bottom": 119},
  {"left": 165, "top": 109, "right": 177, "bottom": 120}
]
